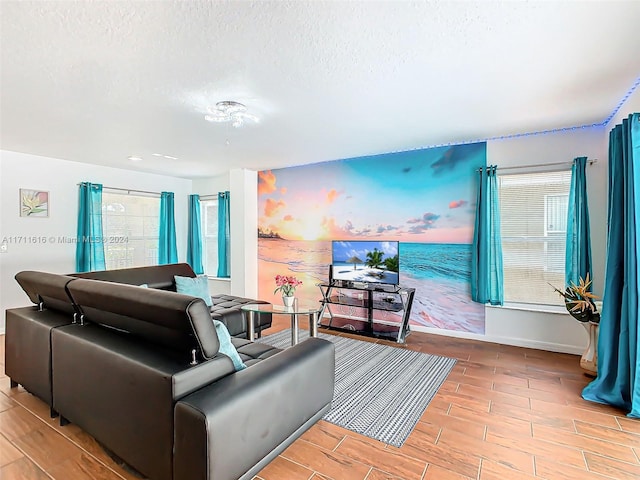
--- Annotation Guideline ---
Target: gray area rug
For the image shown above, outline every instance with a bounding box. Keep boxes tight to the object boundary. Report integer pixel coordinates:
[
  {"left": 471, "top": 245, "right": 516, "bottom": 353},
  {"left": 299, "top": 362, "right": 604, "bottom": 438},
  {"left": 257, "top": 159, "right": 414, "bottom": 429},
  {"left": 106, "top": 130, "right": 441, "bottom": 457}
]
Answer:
[{"left": 257, "top": 329, "right": 456, "bottom": 447}]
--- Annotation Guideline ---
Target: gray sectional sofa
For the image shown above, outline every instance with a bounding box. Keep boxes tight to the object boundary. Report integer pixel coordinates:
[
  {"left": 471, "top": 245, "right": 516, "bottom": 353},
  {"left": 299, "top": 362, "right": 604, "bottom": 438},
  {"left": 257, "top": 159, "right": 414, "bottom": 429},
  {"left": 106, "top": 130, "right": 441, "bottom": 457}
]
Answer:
[{"left": 5, "top": 264, "right": 335, "bottom": 480}]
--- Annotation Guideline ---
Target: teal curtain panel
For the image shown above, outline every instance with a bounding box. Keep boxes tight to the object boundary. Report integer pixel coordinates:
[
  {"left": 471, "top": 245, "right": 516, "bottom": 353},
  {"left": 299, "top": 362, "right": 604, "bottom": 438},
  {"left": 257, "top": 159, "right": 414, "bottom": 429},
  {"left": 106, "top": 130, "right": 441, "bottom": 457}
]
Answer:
[
  {"left": 583, "top": 113, "right": 640, "bottom": 418},
  {"left": 565, "top": 156, "right": 592, "bottom": 287},
  {"left": 217, "top": 191, "right": 230, "bottom": 278},
  {"left": 75, "top": 182, "right": 106, "bottom": 273},
  {"left": 158, "top": 191, "right": 178, "bottom": 264},
  {"left": 471, "top": 165, "right": 504, "bottom": 305},
  {"left": 187, "top": 194, "right": 204, "bottom": 274}
]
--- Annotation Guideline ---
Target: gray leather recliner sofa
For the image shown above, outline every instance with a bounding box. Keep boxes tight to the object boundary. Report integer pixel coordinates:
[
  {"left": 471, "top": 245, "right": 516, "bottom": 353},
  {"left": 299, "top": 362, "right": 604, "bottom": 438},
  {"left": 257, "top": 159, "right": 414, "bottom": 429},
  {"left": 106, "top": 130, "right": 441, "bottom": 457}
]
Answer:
[{"left": 5, "top": 268, "right": 335, "bottom": 480}]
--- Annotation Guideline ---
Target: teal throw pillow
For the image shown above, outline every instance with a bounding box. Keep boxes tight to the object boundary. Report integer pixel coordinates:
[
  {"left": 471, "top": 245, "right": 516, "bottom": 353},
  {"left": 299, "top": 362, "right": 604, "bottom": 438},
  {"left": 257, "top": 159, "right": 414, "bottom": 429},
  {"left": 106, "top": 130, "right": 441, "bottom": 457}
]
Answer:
[
  {"left": 213, "top": 320, "right": 247, "bottom": 371},
  {"left": 174, "top": 275, "right": 213, "bottom": 307}
]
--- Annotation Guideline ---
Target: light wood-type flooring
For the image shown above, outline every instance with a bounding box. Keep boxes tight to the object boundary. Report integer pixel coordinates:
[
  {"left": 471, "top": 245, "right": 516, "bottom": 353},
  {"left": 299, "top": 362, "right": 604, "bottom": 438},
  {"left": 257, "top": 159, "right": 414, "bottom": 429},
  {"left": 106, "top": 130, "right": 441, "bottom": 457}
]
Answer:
[{"left": 1, "top": 315, "right": 639, "bottom": 480}]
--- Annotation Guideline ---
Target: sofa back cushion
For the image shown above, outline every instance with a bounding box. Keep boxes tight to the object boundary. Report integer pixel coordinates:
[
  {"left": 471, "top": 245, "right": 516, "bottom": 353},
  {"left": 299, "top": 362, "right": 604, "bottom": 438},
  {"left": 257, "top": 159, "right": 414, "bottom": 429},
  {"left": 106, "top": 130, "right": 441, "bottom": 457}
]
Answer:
[
  {"left": 15, "top": 271, "right": 78, "bottom": 315},
  {"left": 66, "top": 278, "right": 220, "bottom": 360},
  {"left": 72, "top": 263, "right": 196, "bottom": 291}
]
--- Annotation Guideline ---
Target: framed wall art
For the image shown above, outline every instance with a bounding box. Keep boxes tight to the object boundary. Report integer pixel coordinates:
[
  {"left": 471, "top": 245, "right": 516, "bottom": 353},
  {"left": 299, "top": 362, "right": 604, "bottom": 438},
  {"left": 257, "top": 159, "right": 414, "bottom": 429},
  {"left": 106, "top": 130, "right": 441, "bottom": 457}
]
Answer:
[{"left": 20, "top": 189, "right": 49, "bottom": 217}]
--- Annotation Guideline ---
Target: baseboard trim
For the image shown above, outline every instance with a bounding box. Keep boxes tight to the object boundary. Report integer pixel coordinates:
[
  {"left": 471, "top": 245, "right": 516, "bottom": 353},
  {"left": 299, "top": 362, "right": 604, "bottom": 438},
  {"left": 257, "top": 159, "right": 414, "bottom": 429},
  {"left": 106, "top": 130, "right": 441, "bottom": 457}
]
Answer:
[{"left": 409, "top": 325, "right": 584, "bottom": 355}]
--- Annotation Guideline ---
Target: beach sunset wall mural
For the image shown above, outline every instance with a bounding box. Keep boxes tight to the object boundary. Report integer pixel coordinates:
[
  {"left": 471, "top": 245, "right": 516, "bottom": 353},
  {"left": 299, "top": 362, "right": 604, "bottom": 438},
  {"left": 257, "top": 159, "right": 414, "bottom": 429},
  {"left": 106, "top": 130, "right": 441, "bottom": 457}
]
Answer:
[{"left": 257, "top": 142, "right": 487, "bottom": 334}]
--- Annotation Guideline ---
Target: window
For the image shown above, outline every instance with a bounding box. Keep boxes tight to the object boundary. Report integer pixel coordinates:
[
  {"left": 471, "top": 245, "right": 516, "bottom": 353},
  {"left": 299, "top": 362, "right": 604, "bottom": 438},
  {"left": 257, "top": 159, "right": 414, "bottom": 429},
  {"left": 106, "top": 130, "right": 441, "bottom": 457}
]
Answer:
[
  {"left": 201, "top": 198, "right": 219, "bottom": 276},
  {"left": 499, "top": 170, "right": 571, "bottom": 305},
  {"left": 102, "top": 191, "right": 160, "bottom": 269}
]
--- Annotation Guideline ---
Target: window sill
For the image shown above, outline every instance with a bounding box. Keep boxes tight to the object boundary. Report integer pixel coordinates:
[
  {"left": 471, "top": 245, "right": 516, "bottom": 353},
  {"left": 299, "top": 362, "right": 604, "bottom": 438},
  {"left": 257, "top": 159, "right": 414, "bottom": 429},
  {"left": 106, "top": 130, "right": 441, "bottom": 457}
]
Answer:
[
  {"left": 206, "top": 276, "right": 231, "bottom": 282},
  {"left": 487, "top": 302, "right": 569, "bottom": 315}
]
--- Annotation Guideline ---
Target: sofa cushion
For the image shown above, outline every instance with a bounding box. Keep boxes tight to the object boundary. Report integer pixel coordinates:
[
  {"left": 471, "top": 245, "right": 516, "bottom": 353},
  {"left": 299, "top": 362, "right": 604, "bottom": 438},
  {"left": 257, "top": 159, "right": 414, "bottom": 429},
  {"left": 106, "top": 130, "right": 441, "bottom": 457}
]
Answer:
[
  {"left": 232, "top": 338, "right": 282, "bottom": 367},
  {"left": 210, "top": 294, "right": 271, "bottom": 337},
  {"left": 174, "top": 275, "right": 213, "bottom": 307}
]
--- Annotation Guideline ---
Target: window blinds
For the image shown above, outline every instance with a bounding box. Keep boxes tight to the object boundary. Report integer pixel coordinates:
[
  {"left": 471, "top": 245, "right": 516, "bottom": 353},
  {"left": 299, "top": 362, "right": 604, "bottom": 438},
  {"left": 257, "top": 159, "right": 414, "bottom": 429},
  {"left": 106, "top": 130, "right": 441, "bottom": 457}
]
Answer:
[{"left": 499, "top": 170, "right": 572, "bottom": 305}]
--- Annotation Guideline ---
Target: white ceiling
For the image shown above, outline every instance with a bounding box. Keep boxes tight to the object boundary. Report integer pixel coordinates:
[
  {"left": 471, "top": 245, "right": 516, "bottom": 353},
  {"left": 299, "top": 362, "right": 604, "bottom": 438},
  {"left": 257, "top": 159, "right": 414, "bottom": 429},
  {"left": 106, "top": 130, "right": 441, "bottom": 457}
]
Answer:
[{"left": 1, "top": 1, "right": 639, "bottom": 179}]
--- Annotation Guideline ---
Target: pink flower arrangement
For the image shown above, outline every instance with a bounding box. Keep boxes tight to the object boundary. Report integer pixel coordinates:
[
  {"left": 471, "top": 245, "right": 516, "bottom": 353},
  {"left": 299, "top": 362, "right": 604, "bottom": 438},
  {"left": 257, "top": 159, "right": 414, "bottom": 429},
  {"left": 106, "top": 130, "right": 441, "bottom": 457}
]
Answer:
[{"left": 274, "top": 275, "right": 302, "bottom": 297}]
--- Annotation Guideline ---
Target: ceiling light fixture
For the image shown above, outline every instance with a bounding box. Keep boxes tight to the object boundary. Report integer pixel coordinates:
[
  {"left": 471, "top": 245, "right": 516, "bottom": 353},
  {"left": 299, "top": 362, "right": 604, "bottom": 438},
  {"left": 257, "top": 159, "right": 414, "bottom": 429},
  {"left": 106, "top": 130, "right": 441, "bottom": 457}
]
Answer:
[
  {"left": 204, "top": 101, "right": 259, "bottom": 128},
  {"left": 152, "top": 153, "right": 178, "bottom": 160}
]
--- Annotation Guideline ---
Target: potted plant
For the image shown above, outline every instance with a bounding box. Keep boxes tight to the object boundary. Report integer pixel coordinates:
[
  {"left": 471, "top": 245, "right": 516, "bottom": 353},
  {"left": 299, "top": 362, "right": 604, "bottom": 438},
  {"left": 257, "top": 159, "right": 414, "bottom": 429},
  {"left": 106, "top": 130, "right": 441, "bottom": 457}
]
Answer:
[
  {"left": 551, "top": 274, "right": 602, "bottom": 376},
  {"left": 274, "top": 274, "right": 302, "bottom": 307},
  {"left": 551, "top": 273, "right": 600, "bottom": 324}
]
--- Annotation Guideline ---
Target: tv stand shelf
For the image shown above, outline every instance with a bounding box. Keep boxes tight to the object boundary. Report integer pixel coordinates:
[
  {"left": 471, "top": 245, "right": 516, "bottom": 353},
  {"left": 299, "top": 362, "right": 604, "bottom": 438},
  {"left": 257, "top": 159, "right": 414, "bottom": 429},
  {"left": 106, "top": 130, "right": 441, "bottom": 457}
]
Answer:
[{"left": 318, "top": 282, "right": 415, "bottom": 343}]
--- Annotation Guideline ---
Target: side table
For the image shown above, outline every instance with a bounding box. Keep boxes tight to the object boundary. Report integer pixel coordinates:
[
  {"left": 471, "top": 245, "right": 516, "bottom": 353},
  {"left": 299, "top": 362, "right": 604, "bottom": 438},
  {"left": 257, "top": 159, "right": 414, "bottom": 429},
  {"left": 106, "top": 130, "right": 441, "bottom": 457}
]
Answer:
[{"left": 241, "top": 303, "right": 320, "bottom": 346}]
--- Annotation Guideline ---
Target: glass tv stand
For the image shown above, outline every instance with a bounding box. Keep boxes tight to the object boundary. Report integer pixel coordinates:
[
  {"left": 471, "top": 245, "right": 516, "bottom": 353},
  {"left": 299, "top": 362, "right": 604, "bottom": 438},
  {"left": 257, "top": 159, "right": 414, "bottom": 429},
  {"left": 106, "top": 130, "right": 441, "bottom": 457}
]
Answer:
[{"left": 317, "top": 282, "right": 415, "bottom": 343}]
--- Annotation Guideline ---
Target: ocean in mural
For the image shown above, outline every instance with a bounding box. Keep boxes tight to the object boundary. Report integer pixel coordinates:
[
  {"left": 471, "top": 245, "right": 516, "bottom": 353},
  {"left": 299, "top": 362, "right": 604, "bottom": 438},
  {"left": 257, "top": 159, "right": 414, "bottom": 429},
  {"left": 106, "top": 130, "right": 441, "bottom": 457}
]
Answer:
[
  {"left": 258, "top": 240, "right": 483, "bottom": 332},
  {"left": 400, "top": 242, "right": 483, "bottom": 332},
  {"left": 258, "top": 142, "right": 486, "bottom": 334}
]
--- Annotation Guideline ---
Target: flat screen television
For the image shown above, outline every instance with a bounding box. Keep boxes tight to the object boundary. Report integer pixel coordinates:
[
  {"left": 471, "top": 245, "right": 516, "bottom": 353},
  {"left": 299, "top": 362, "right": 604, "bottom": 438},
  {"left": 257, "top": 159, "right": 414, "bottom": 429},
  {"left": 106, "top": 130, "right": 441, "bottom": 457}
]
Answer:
[{"left": 331, "top": 240, "right": 400, "bottom": 286}]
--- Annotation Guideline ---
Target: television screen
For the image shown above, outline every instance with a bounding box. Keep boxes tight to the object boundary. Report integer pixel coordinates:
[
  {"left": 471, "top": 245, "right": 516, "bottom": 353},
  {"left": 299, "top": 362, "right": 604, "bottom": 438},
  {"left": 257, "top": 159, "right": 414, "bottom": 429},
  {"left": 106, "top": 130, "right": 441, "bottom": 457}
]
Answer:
[{"left": 331, "top": 240, "right": 400, "bottom": 286}]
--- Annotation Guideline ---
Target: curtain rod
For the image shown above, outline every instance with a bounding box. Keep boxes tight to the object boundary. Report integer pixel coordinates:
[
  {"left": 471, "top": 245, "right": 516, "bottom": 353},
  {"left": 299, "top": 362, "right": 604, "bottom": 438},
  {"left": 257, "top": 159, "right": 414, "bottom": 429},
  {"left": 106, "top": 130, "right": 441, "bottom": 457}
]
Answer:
[
  {"left": 200, "top": 192, "right": 229, "bottom": 198},
  {"left": 478, "top": 159, "right": 597, "bottom": 172},
  {"left": 77, "top": 183, "right": 161, "bottom": 197},
  {"left": 103, "top": 186, "right": 161, "bottom": 197}
]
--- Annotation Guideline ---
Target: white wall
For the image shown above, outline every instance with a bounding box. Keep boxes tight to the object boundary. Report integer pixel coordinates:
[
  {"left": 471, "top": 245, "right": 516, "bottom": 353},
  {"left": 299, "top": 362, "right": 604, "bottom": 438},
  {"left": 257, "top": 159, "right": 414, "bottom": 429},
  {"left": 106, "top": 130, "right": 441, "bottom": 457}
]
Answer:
[
  {"left": 0, "top": 150, "right": 192, "bottom": 332},
  {"left": 192, "top": 174, "right": 230, "bottom": 196},
  {"left": 229, "top": 169, "right": 258, "bottom": 298}
]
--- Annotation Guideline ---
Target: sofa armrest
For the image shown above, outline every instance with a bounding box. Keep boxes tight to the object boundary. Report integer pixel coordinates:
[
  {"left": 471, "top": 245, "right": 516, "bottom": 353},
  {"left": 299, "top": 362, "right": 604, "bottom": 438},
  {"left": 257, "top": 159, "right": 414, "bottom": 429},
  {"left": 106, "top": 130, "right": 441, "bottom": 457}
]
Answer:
[{"left": 174, "top": 337, "right": 335, "bottom": 480}]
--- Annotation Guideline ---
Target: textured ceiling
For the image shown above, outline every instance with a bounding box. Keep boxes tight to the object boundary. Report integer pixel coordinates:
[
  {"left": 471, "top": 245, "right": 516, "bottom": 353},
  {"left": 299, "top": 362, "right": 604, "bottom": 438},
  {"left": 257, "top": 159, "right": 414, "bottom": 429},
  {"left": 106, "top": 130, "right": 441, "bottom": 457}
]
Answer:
[{"left": 1, "top": 1, "right": 639, "bottom": 178}]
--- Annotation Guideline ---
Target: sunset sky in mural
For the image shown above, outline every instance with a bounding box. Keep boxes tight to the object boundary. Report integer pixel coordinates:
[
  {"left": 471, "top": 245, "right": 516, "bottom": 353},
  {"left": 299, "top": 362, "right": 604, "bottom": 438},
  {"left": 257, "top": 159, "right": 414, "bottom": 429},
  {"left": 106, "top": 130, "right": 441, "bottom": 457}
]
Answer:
[{"left": 258, "top": 143, "right": 486, "bottom": 243}]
